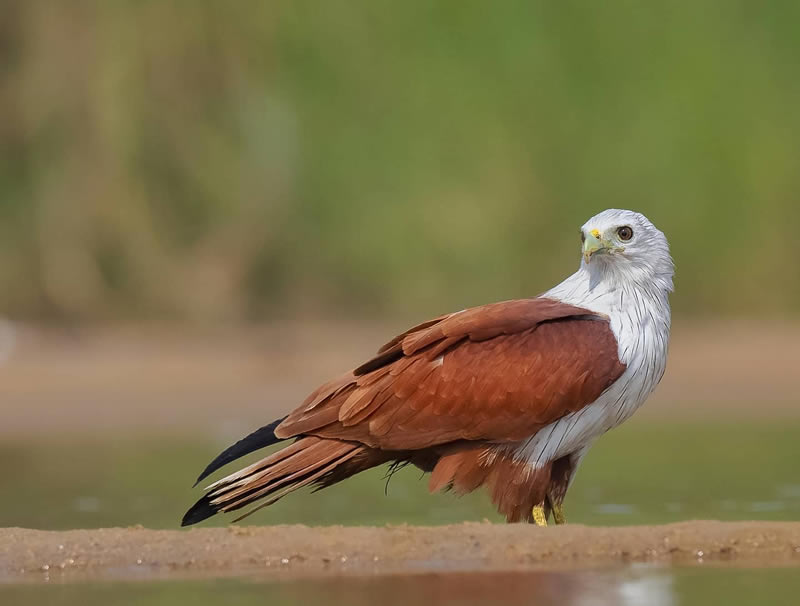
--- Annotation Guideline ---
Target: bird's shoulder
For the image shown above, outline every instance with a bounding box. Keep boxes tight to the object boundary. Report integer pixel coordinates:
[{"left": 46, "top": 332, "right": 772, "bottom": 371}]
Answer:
[{"left": 359, "top": 297, "right": 608, "bottom": 372}]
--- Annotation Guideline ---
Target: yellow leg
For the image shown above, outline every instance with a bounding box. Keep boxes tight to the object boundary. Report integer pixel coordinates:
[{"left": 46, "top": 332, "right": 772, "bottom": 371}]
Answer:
[
  {"left": 532, "top": 504, "right": 548, "bottom": 527},
  {"left": 552, "top": 503, "right": 567, "bottom": 525}
]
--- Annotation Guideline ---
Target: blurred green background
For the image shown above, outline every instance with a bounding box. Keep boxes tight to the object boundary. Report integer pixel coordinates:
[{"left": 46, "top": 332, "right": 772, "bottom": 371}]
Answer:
[
  {"left": 2, "top": 1, "right": 799, "bottom": 323},
  {"left": 1, "top": 0, "right": 798, "bottom": 531},
  {"left": 1, "top": 5, "right": 800, "bottom": 602}
]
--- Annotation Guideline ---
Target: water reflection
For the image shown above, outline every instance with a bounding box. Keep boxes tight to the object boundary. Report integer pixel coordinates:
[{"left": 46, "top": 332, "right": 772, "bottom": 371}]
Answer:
[
  {"left": 612, "top": 567, "right": 675, "bottom": 606},
  {"left": 0, "top": 567, "right": 677, "bottom": 606},
  {"left": 4, "top": 565, "right": 800, "bottom": 606},
  {"left": 296, "top": 566, "right": 676, "bottom": 606}
]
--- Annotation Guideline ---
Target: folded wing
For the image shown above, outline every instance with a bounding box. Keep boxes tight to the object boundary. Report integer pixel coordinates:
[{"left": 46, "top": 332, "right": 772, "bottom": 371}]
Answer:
[{"left": 276, "top": 298, "right": 625, "bottom": 450}]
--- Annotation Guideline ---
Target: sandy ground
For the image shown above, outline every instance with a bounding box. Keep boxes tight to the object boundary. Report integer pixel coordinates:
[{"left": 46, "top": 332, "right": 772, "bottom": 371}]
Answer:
[
  {"left": 2, "top": 522, "right": 800, "bottom": 582},
  {"left": 0, "top": 319, "right": 798, "bottom": 439}
]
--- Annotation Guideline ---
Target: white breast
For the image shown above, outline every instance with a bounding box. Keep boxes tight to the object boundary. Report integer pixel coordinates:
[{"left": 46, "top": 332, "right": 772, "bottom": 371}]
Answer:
[{"left": 514, "top": 268, "right": 671, "bottom": 469}]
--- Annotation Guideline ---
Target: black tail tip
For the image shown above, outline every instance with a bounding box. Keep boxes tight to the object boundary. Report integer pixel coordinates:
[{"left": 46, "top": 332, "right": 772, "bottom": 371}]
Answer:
[
  {"left": 181, "top": 495, "right": 219, "bottom": 527},
  {"left": 193, "top": 417, "right": 287, "bottom": 487}
]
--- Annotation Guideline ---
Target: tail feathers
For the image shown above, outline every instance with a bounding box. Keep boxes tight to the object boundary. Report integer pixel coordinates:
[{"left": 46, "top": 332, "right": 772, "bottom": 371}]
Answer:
[
  {"left": 193, "top": 417, "right": 287, "bottom": 487},
  {"left": 182, "top": 436, "right": 376, "bottom": 526}
]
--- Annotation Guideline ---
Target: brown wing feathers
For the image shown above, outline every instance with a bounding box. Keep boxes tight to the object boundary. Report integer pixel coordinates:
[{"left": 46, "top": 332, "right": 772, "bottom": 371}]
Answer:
[
  {"left": 183, "top": 298, "right": 625, "bottom": 524},
  {"left": 277, "top": 305, "right": 623, "bottom": 449}
]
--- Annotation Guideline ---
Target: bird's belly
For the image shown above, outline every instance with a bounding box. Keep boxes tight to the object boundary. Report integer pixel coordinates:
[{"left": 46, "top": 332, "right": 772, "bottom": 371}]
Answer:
[{"left": 514, "top": 355, "right": 659, "bottom": 469}]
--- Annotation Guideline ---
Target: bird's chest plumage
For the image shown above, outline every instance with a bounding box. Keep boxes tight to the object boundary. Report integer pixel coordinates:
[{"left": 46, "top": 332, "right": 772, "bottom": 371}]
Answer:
[
  {"left": 516, "top": 286, "right": 670, "bottom": 468},
  {"left": 605, "top": 302, "right": 670, "bottom": 428}
]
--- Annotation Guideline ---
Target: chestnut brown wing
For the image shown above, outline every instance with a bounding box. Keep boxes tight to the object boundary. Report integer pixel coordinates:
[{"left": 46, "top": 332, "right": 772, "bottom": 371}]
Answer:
[{"left": 276, "top": 298, "right": 624, "bottom": 450}]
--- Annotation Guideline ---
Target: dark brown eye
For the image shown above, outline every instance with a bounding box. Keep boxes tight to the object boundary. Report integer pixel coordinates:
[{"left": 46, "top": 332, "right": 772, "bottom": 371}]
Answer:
[{"left": 617, "top": 226, "right": 633, "bottom": 241}]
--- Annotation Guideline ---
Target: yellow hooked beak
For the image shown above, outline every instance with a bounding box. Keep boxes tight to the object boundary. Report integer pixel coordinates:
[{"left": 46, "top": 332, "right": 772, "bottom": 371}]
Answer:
[{"left": 583, "top": 229, "right": 611, "bottom": 263}]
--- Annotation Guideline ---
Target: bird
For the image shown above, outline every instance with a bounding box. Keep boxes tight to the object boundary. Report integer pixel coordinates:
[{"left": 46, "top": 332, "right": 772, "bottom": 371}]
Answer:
[{"left": 182, "top": 209, "right": 674, "bottom": 527}]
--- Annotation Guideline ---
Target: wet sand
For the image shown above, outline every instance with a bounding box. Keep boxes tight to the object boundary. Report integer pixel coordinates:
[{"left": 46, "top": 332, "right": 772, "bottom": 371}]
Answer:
[{"left": 2, "top": 521, "right": 800, "bottom": 582}]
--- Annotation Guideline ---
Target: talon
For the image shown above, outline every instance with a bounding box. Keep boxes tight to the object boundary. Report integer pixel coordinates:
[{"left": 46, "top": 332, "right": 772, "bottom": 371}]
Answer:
[
  {"left": 532, "top": 504, "right": 548, "bottom": 527},
  {"left": 552, "top": 503, "right": 567, "bottom": 525}
]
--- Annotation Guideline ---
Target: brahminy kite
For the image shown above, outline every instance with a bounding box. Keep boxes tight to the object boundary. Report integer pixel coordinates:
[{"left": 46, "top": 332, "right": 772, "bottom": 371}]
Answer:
[{"left": 183, "top": 209, "right": 673, "bottom": 526}]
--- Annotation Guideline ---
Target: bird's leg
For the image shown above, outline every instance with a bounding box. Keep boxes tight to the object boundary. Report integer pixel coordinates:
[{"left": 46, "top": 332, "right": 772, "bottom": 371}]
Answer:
[
  {"left": 532, "top": 504, "right": 548, "bottom": 527},
  {"left": 551, "top": 502, "right": 567, "bottom": 525}
]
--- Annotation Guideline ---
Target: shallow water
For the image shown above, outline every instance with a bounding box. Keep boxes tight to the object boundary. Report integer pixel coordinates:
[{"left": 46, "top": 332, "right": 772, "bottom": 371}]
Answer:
[
  {"left": 2, "top": 566, "right": 800, "bottom": 606},
  {"left": 2, "top": 420, "right": 798, "bottom": 529}
]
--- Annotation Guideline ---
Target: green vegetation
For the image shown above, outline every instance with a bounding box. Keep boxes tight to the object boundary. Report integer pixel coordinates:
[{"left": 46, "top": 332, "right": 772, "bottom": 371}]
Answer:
[
  {"left": 2, "top": 2, "right": 799, "bottom": 321},
  {"left": 2, "top": 420, "right": 798, "bottom": 529}
]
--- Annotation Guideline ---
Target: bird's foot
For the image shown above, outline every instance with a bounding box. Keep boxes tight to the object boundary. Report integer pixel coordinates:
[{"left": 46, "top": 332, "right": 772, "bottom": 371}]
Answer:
[
  {"left": 552, "top": 503, "right": 567, "bottom": 525},
  {"left": 532, "top": 504, "right": 548, "bottom": 527}
]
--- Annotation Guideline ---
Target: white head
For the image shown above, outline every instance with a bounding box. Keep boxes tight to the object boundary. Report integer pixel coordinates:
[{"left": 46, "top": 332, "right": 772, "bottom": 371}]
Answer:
[{"left": 579, "top": 209, "right": 674, "bottom": 293}]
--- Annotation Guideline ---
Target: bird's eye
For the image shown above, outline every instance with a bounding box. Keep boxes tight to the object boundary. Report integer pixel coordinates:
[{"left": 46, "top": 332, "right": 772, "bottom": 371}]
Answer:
[{"left": 617, "top": 226, "right": 633, "bottom": 241}]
